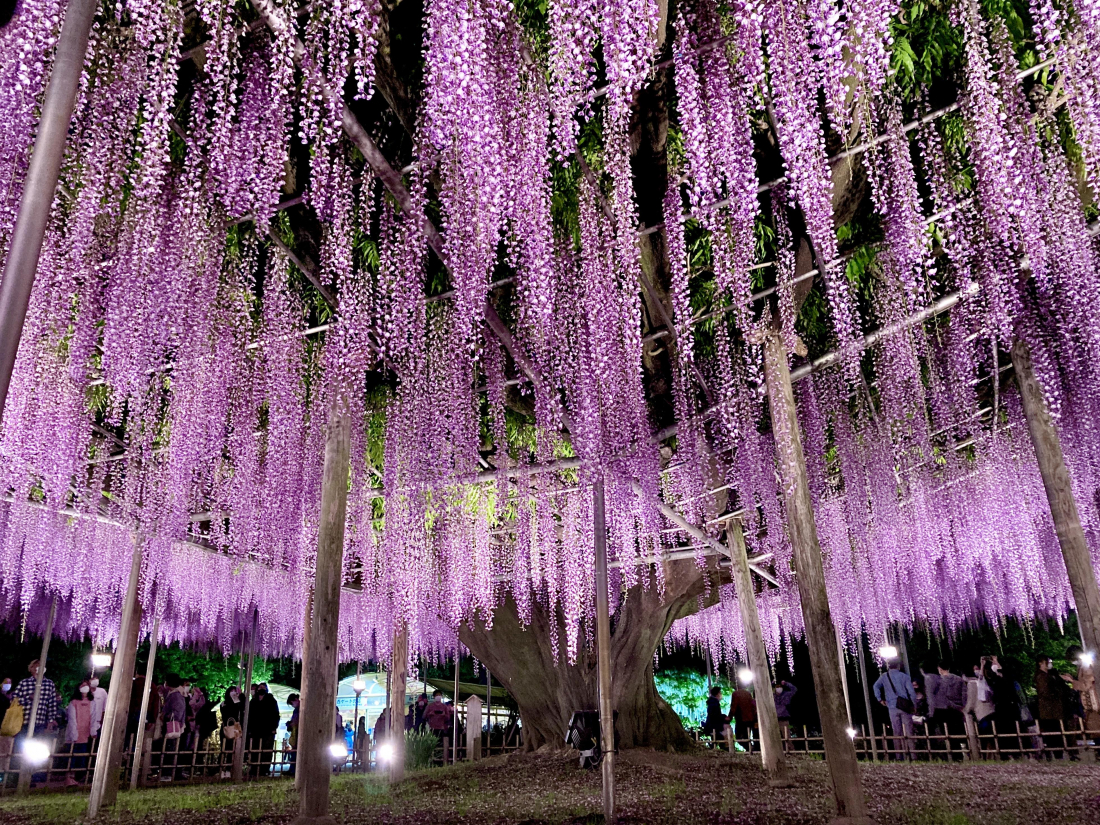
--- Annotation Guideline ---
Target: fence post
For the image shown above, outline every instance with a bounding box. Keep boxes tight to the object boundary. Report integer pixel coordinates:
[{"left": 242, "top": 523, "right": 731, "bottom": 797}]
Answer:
[{"left": 964, "top": 715, "right": 981, "bottom": 761}]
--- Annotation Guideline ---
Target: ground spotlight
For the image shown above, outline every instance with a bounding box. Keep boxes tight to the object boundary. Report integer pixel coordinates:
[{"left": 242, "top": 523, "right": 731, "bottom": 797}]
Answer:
[
  {"left": 846, "top": 727, "right": 858, "bottom": 739},
  {"left": 23, "top": 739, "right": 51, "bottom": 765},
  {"left": 90, "top": 652, "right": 112, "bottom": 668},
  {"left": 329, "top": 742, "right": 348, "bottom": 760},
  {"left": 737, "top": 668, "right": 754, "bottom": 685},
  {"left": 1080, "top": 650, "right": 1096, "bottom": 667},
  {"left": 378, "top": 742, "right": 394, "bottom": 762},
  {"left": 878, "top": 645, "right": 898, "bottom": 660}
]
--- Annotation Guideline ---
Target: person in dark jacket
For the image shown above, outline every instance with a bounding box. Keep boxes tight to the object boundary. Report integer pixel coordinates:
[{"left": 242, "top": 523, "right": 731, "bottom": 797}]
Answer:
[
  {"left": 251, "top": 683, "right": 281, "bottom": 776},
  {"left": 1036, "top": 655, "right": 1074, "bottom": 759},
  {"left": 773, "top": 680, "right": 797, "bottom": 752},
  {"left": 160, "top": 675, "right": 188, "bottom": 780},
  {"left": 728, "top": 686, "right": 757, "bottom": 752},
  {"left": 700, "top": 686, "right": 725, "bottom": 744}
]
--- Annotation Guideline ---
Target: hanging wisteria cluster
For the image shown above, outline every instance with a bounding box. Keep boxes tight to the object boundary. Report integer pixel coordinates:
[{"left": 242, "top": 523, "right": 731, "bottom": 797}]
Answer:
[{"left": 1, "top": 0, "right": 1100, "bottom": 684}]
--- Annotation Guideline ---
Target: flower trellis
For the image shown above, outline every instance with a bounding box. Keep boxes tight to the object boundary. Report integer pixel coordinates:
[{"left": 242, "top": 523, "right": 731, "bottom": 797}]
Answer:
[{"left": 0, "top": 0, "right": 1099, "bottom": 678}]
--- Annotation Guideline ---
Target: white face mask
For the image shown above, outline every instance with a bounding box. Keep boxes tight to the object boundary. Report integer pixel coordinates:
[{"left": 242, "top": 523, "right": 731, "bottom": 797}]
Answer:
[
  {"left": 89, "top": 679, "right": 99, "bottom": 688},
  {"left": 991, "top": 664, "right": 1002, "bottom": 674},
  {"left": 1, "top": 683, "right": 9, "bottom": 693},
  {"left": 80, "top": 686, "right": 90, "bottom": 695}
]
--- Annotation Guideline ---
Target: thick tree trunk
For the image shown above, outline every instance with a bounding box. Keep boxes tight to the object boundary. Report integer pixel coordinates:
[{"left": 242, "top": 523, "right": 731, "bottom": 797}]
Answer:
[{"left": 460, "top": 557, "right": 724, "bottom": 751}]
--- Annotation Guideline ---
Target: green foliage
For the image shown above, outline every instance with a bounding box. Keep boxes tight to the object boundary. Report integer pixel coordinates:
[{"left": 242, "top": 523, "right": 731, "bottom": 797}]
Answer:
[
  {"left": 653, "top": 667, "right": 733, "bottom": 727},
  {"left": 147, "top": 643, "right": 272, "bottom": 700},
  {"left": 405, "top": 729, "right": 439, "bottom": 770}
]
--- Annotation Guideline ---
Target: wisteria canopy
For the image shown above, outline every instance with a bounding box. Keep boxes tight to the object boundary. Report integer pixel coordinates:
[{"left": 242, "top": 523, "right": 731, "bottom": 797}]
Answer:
[{"left": 1, "top": 0, "right": 1099, "bottom": 700}]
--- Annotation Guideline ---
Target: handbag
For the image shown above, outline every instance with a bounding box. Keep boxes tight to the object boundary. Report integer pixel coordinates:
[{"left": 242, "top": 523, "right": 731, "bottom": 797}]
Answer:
[
  {"left": 0, "top": 699, "right": 23, "bottom": 737},
  {"left": 165, "top": 719, "right": 183, "bottom": 740},
  {"left": 223, "top": 720, "right": 240, "bottom": 740},
  {"left": 890, "top": 672, "right": 916, "bottom": 714}
]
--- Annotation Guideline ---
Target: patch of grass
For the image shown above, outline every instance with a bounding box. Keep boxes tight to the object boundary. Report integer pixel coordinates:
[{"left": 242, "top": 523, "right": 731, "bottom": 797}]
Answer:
[
  {"left": 0, "top": 780, "right": 296, "bottom": 824},
  {"left": 653, "top": 779, "right": 685, "bottom": 809},
  {"left": 719, "top": 786, "right": 742, "bottom": 816},
  {"left": 887, "top": 804, "right": 972, "bottom": 825}
]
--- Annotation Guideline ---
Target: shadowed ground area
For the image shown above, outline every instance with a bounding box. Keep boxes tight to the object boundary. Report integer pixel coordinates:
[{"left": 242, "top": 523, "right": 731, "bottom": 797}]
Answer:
[{"left": 0, "top": 750, "right": 1097, "bottom": 824}]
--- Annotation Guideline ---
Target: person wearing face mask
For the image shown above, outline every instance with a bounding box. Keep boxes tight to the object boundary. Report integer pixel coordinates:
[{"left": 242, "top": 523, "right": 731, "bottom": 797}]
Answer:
[
  {"left": 219, "top": 686, "right": 244, "bottom": 776},
  {"left": 772, "top": 680, "right": 797, "bottom": 753},
  {"left": 160, "top": 674, "right": 188, "bottom": 780},
  {"left": 0, "top": 677, "right": 12, "bottom": 720},
  {"left": 64, "top": 682, "right": 94, "bottom": 786},
  {"left": 88, "top": 675, "right": 107, "bottom": 742},
  {"left": 11, "top": 658, "right": 60, "bottom": 737}
]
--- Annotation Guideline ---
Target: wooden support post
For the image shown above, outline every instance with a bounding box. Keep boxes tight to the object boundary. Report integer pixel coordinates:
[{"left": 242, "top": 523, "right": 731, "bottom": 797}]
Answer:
[
  {"left": 855, "top": 633, "right": 878, "bottom": 762},
  {"left": 0, "top": 0, "right": 98, "bottom": 420},
  {"left": 593, "top": 476, "right": 615, "bottom": 823},
  {"left": 296, "top": 587, "right": 313, "bottom": 790},
  {"left": 725, "top": 519, "right": 789, "bottom": 783},
  {"left": 129, "top": 613, "right": 160, "bottom": 790},
  {"left": 88, "top": 542, "right": 144, "bottom": 816},
  {"left": 1011, "top": 340, "right": 1100, "bottom": 655},
  {"left": 452, "top": 655, "right": 460, "bottom": 762},
  {"left": 837, "top": 628, "right": 853, "bottom": 728},
  {"left": 762, "top": 329, "right": 873, "bottom": 824},
  {"left": 16, "top": 596, "right": 57, "bottom": 796},
  {"left": 292, "top": 394, "right": 350, "bottom": 825},
  {"left": 235, "top": 608, "right": 258, "bottom": 782},
  {"left": 390, "top": 621, "right": 408, "bottom": 781}
]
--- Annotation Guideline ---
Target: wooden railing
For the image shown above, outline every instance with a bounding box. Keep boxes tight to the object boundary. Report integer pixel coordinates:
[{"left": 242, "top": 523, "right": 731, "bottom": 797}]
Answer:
[{"left": 693, "top": 719, "right": 1100, "bottom": 762}]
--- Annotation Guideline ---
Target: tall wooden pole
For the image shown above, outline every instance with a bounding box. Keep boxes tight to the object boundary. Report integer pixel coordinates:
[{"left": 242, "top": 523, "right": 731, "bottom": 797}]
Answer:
[
  {"left": 295, "top": 586, "right": 313, "bottom": 791},
  {"left": 16, "top": 596, "right": 57, "bottom": 796},
  {"left": 389, "top": 622, "right": 408, "bottom": 781},
  {"left": 856, "top": 632, "right": 878, "bottom": 761},
  {"left": 88, "top": 542, "right": 144, "bottom": 816},
  {"left": 1011, "top": 339, "right": 1100, "bottom": 655},
  {"left": 725, "top": 519, "right": 788, "bottom": 783},
  {"left": 129, "top": 613, "right": 160, "bottom": 790},
  {"left": 235, "top": 608, "right": 258, "bottom": 782},
  {"left": 762, "top": 329, "right": 872, "bottom": 824},
  {"left": 592, "top": 476, "right": 615, "bottom": 823},
  {"left": 293, "top": 394, "right": 350, "bottom": 825},
  {"left": 452, "top": 655, "right": 460, "bottom": 762},
  {"left": 0, "top": 0, "right": 98, "bottom": 421},
  {"left": 837, "top": 628, "right": 853, "bottom": 727}
]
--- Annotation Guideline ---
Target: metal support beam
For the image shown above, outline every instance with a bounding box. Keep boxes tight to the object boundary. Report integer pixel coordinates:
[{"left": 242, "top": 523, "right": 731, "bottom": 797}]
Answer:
[{"left": 0, "top": 0, "right": 98, "bottom": 422}]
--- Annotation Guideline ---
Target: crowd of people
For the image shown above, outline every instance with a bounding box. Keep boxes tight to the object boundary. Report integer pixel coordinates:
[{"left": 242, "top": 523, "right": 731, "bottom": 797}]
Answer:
[
  {"left": 0, "top": 655, "right": 299, "bottom": 786},
  {"left": 698, "top": 645, "right": 1098, "bottom": 761}
]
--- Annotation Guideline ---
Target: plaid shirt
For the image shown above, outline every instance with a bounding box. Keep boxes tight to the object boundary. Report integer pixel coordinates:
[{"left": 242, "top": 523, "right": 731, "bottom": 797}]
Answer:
[{"left": 12, "top": 676, "right": 61, "bottom": 735}]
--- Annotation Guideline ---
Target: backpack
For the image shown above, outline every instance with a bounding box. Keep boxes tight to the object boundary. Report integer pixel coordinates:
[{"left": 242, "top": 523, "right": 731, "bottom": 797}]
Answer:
[{"left": 1, "top": 698, "right": 24, "bottom": 737}]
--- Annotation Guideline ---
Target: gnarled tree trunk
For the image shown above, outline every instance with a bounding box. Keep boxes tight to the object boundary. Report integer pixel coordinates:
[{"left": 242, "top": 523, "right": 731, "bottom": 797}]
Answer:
[{"left": 460, "top": 556, "right": 725, "bottom": 751}]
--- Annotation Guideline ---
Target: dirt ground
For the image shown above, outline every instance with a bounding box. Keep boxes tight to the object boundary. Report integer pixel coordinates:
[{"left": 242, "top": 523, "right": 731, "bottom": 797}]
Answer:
[{"left": 0, "top": 748, "right": 1097, "bottom": 824}]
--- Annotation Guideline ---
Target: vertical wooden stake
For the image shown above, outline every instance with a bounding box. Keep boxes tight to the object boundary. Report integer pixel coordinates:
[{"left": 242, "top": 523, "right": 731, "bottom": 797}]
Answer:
[
  {"left": 453, "top": 655, "right": 460, "bottom": 762},
  {"left": 88, "top": 541, "right": 144, "bottom": 816},
  {"left": 855, "top": 633, "right": 878, "bottom": 762},
  {"left": 389, "top": 621, "right": 408, "bottom": 782},
  {"left": 235, "top": 609, "right": 258, "bottom": 781},
  {"left": 1011, "top": 340, "right": 1100, "bottom": 655},
  {"left": 837, "top": 627, "right": 853, "bottom": 728},
  {"left": 292, "top": 393, "right": 350, "bottom": 825},
  {"left": 763, "top": 329, "right": 872, "bottom": 824},
  {"left": 725, "top": 519, "right": 789, "bottom": 783},
  {"left": 16, "top": 596, "right": 57, "bottom": 796},
  {"left": 295, "top": 587, "right": 312, "bottom": 790},
  {"left": 593, "top": 476, "right": 615, "bottom": 823},
  {"left": 130, "top": 613, "right": 160, "bottom": 790},
  {"left": 0, "top": 0, "right": 98, "bottom": 420}
]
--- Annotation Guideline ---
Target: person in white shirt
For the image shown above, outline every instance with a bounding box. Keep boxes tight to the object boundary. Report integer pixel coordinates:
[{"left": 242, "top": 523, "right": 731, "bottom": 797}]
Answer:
[{"left": 89, "top": 677, "right": 108, "bottom": 739}]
